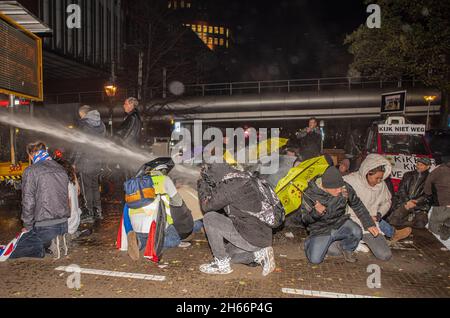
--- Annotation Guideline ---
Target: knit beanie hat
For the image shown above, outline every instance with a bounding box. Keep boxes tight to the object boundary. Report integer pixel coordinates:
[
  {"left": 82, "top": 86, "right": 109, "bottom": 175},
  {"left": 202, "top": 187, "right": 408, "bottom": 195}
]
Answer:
[
  {"left": 322, "top": 166, "right": 345, "bottom": 188},
  {"left": 417, "top": 157, "right": 431, "bottom": 166}
]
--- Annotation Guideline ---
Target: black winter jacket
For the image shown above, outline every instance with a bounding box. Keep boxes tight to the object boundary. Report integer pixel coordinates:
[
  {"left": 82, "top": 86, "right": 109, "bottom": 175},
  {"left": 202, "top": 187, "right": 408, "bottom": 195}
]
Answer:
[
  {"left": 116, "top": 109, "right": 142, "bottom": 146},
  {"left": 393, "top": 170, "right": 431, "bottom": 213},
  {"left": 297, "top": 176, "right": 375, "bottom": 236},
  {"left": 297, "top": 128, "right": 322, "bottom": 160},
  {"left": 21, "top": 160, "right": 70, "bottom": 230},
  {"left": 197, "top": 163, "right": 272, "bottom": 248}
]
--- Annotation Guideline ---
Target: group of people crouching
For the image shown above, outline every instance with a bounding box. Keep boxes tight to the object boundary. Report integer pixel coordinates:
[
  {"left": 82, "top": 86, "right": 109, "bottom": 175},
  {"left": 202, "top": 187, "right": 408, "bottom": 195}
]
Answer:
[
  {"left": 194, "top": 152, "right": 447, "bottom": 275},
  {"left": 4, "top": 140, "right": 449, "bottom": 280}
]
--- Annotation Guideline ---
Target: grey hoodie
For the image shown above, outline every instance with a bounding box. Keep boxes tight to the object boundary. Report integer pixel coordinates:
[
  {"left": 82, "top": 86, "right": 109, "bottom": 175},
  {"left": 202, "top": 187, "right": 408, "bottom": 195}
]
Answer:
[{"left": 73, "top": 110, "right": 106, "bottom": 173}]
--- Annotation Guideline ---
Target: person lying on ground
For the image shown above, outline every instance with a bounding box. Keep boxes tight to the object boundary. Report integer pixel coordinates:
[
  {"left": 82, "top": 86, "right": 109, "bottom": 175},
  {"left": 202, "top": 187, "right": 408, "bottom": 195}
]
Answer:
[
  {"left": 197, "top": 162, "right": 276, "bottom": 276},
  {"left": 344, "top": 154, "right": 411, "bottom": 261},
  {"left": 388, "top": 157, "right": 432, "bottom": 229},
  {"left": 9, "top": 142, "right": 70, "bottom": 260},
  {"left": 293, "top": 166, "right": 378, "bottom": 264},
  {"left": 126, "top": 163, "right": 203, "bottom": 261}
]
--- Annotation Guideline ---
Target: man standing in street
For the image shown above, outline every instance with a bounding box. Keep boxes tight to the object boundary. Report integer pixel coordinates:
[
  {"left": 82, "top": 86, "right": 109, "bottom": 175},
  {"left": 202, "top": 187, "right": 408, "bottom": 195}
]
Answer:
[
  {"left": 116, "top": 97, "right": 143, "bottom": 148},
  {"left": 73, "top": 105, "right": 106, "bottom": 221},
  {"left": 297, "top": 117, "right": 322, "bottom": 160}
]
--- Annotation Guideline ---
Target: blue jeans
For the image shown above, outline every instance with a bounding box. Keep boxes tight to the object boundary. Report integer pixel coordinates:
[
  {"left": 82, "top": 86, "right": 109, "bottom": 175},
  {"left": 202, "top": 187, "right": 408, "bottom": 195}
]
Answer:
[
  {"left": 304, "top": 219, "right": 362, "bottom": 264},
  {"left": 379, "top": 219, "right": 395, "bottom": 238},
  {"left": 10, "top": 222, "right": 68, "bottom": 259},
  {"left": 137, "top": 220, "right": 203, "bottom": 250}
]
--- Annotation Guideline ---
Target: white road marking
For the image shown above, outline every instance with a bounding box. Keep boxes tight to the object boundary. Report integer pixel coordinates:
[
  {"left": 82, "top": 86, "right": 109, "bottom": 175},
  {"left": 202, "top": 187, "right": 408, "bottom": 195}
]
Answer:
[
  {"left": 55, "top": 266, "right": 166, "bottom": 281},
  {"left": 281, "top": 288, "right": 381, "bottom": 298}
]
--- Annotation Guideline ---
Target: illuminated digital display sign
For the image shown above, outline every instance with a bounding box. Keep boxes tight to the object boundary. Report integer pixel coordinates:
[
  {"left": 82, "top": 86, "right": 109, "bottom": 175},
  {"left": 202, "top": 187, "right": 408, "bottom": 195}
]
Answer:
[{"left": 0, "top": 13, "right": 43, "bottom": 101}]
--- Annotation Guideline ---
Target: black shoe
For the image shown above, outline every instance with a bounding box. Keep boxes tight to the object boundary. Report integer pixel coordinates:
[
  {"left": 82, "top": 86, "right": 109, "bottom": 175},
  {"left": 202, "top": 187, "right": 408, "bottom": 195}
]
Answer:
[{"left": 338, "top": 244, "right": 357, "bottom": 263}]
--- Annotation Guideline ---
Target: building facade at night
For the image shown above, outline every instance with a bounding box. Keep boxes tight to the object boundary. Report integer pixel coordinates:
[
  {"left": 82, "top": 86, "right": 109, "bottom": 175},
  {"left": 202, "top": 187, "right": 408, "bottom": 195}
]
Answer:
[{"left": 168, "top": 0, "right": 232, "bottom": 51}]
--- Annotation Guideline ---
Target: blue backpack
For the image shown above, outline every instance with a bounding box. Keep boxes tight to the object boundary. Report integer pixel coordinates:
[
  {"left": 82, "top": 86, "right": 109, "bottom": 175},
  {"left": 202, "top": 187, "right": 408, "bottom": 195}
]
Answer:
[{"left": 124, "top": 176, "right": 156, "bottom": 209}]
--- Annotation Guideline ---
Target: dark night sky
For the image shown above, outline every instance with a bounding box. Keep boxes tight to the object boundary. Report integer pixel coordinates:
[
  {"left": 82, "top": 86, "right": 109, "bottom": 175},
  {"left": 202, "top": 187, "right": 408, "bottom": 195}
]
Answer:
[{"left": 213, "top": 0, "right": 367, "bottom": 81}]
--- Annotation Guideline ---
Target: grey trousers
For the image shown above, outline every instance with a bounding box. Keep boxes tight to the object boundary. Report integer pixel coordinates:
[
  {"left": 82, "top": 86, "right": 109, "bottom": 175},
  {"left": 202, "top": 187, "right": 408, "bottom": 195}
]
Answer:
[
  {"left": 363, "top": 233, "right": 392, "bottom": 261},
  {"left": 80, "top": 172, "right": 102, "bottom": 213},
  {"left": 203, "top": 212, "right": 260, "bottom": 263}
]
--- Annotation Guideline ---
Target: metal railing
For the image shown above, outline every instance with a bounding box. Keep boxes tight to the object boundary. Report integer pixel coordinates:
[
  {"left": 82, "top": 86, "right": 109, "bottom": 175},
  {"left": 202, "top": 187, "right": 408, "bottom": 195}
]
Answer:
[
  {"left": 45, "top": 88, "right": 132, "bottom": 105},
  {"left": 44, "top": 76, "right": 419, "bottom": 104}
]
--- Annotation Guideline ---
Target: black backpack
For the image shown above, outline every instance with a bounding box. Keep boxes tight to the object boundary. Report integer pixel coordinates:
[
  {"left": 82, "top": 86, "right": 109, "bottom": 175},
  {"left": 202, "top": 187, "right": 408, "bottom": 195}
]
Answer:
[{"left": 222, "top": 172, "right": 286, "bottom": 229}]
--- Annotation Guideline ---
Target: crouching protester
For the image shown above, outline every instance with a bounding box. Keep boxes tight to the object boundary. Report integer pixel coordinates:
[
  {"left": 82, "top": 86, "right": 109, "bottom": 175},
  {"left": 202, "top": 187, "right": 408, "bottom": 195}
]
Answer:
[
  {"left": 388, "top": 157, "right": 432, "bottom": 229},
  {"left": 54, "top": 157, "right": 92, "bottom": 242},
  {"left": 117, "top": 161, "right": 202, "bottom": 262},
  {"left": 344, "top": 154, "right": 411, "bottom": 261},
  {"left": 197, "top": 162, "right": 281, "bottom": 276},
  {"left": 3, "top": 142, "right": 70, "bottom": 261},
  {"left": 294, "top": 166, "right": 379, "bottom": 264}
]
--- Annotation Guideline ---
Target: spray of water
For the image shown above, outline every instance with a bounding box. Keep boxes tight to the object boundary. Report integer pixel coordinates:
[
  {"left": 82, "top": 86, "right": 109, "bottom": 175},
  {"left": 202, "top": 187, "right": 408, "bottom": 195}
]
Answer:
[
  {"left": 0, "top": 112, "right": 153, "bottom": 169},
  {"left": 0, "top": 112, "right": 204, "bottom": 188}
]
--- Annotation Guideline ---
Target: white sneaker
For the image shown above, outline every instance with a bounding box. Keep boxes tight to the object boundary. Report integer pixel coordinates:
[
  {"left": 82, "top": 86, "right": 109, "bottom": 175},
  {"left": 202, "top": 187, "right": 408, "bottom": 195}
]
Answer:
[
  {"left": 61, "top": 233, "right": 69, "bottom": 256},
  {"left": 178, "top": 242, "right": 191, "bottom": 248},
  {"left": 199, "top": 257, "right": 233, "bottom": 275},
  {"left": 254, "top": 246, "right": 276, "bottom": 276},
  {"left": 355, "top": 242, "right": 370, "bottom": 253}
]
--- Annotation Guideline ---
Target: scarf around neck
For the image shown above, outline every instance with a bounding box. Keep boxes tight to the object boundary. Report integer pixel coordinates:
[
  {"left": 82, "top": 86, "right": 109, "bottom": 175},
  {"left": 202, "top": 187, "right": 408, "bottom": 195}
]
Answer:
[{"left": 32, "top": 150, "right": 52, "bottom": 164}]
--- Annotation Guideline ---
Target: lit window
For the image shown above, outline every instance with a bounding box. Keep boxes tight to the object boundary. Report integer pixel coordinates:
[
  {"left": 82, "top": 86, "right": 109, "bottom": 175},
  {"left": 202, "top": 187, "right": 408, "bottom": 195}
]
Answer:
[
  {"left": 208, "top": 37, "right": 213, "bottom": 45},
  {"left": 168, "top": 1, "right": 171, "bottom": 8},
  {"left": 226, "top": 40, "right": 229, "bottom": 48},
  {"left": 226, "top": 29, "right": 229, "bottom": 38},
  {"left": 220, "top": 27, "right": 224, "bottom": 34},
  {"left": 214, "top": 27, "right": 219, "bottom": 34},
  {"left": 187, "top": 2, "right": 191, "bottom": 8},
  {"left": 203, "top": 25, "right": 207, "bottom": 33},
  {"left": 185, "top": 24, "right": 190, "bottom": 27},
  {"left": 219, "top": 38, "right": 224, "bottom": 46},
  {"left": 191, "top": 25, "right": 196, "bottom": 31},
  {"left": 209, "top": 26, "right": 213, "bottom": 33},
  {"left": 214, "top": 38, "right": 218, "bottom": 45}
]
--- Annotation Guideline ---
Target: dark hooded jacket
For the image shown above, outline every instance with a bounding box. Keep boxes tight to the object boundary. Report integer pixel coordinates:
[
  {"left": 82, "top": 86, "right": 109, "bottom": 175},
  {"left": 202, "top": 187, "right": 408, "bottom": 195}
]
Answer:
[
  {"left": 425, "top": 162, "right": 450, "bottom": 207},
  {"left": 116, "top": 108, "right": 142, "bottom": 147},
  {"left": 197, "top": 163, "right": 272, "bottom": 248},
  {"left": 72, "top": 110, "right": 106, "bottom": 173},
  {"left": 393, "top": 169, "right": 431, "bottom": 213},
  {"left": 296, "top": 176, "right": 375, "bottom": 236}
]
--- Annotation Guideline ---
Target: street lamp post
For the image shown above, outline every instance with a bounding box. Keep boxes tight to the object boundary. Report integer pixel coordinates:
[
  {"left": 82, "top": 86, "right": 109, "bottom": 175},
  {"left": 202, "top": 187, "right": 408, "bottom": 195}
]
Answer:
[
  {"left": 424, "top": 95, "right": 437, "bottom": 130},
  {"left": 319, "top": 120, "right": 325, "bottom": 154},
  {"left": 104, "top": 84, "right": 118, "bottom": 136}
]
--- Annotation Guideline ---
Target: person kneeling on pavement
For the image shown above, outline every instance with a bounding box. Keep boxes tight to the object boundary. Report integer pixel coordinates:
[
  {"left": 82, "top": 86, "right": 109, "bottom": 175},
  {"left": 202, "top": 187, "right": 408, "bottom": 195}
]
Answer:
[
  {"left": 10, "top": 142, "right": 70, "bottom": 260},
  {"left": 125, "top": 163, "right": 203, "bottom": 261},
  {"left": 293, "top": 166, "right": 379, "bottom": 264},
  {"left": 388, "top": 157, "right": 432, "bottom": 229},
  {"left": 197, "top": 163, "right": 276, "bottom": 276},
  {"left": 344, "top": 154, "right": 411, "bottom": 261},
  {"left": 54, "top": 157, "right": 92, "bottom": 243}
]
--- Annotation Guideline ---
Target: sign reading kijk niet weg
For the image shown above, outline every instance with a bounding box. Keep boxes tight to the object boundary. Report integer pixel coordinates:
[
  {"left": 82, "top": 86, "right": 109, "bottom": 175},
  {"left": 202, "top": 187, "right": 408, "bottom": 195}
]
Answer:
[{"left": 0, "top": 12, "right": 43, "bottom": 101}]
